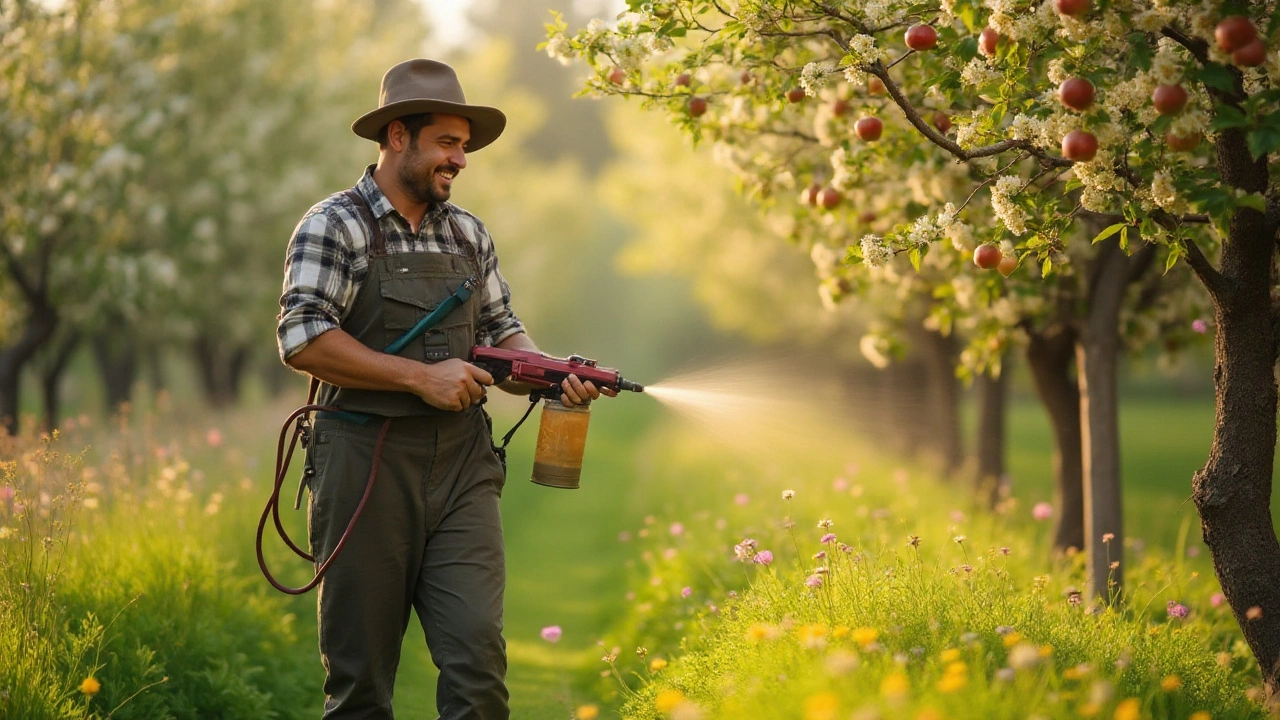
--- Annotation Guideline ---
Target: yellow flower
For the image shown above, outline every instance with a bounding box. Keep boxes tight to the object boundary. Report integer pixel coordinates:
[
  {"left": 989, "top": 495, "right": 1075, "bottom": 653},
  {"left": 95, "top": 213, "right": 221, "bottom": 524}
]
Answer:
[
  {"left": 937, "top": 673, "right": 967, "bottom": 693},
  {"left": 1113, "top": 698, "right": 1140, "bottom": 720},
  {"left": 1038, "top": 644, "right": 1054, "bottom": 658},
  {"left": 880, "top": 672, "right": 909, "bottom": 701},
  {"left": 1064, "top": 663, "right": 1090, "bottom": 681},
  {"left": 1161, "top": 675, "right": 1181, "bottom": 692},
  {"left": 1079, "top": 702, "right": 1100, "bottom": 717},
  {"left": 1002, "top": 632, "right": 1022, "bottom": 647},
  {"left": 575, "top": 705, "right": 600, "bottom": 720},
  {"left": 797, "top": 623, "right": 828, "bottom": 648},
  {"left": 916, "top": 710, "right": 944, "bottom": 720},
  {"left": 851, "top": 627, "right": 879, "bottom": 648},
  {"left": 940, "top": 648, "right": 961, "bottom": 663},
  {"left": 803, "top": 692, "right": 839, "bottom": 720},
  {"left": 746, "top": 623, "right": 778, "bottom": 642},
  {"left": 1189, "top": 712, "right": 1211, "bottom": 720},
  {"left": 80, "top": 677, "right": 100, "bottom": 696},
  {"left": 832, "top": 625, "right": 850, "bottom": 639},
  {"left": 649, "top": 658, "right": 668, "bottom": 672},
  {"left": 655, "top": 689, "right": 685, "bottom": 713}
]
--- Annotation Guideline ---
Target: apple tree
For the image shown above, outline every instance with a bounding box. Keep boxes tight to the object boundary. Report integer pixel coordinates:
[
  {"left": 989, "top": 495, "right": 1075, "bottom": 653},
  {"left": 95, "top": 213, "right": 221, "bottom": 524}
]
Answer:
[{"left": 548, "top": 0, "right": 1280, "bottom": 697}]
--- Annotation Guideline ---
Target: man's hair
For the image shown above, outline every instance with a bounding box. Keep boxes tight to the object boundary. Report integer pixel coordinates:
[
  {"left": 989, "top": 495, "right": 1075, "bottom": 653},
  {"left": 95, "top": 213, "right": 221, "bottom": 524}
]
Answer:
[{"left": 377, "top": 113, "right": 435, "bottom": 149}]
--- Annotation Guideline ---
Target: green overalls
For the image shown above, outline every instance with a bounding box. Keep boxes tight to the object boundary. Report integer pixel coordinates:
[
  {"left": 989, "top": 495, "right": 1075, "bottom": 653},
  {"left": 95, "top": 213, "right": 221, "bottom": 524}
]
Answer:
[{"left": 306, "top": 189, "right": 509, "bottom": 719}]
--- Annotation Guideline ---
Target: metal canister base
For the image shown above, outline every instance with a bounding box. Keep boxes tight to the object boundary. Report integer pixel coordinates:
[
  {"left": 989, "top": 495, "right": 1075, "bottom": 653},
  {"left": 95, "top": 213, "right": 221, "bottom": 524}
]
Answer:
[{"left": 531, "top": 462, "right": 581, "bottom": 489}]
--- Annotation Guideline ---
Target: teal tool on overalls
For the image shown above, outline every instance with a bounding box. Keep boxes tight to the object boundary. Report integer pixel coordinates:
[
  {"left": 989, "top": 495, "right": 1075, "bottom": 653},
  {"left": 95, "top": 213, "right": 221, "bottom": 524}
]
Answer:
[{"left": 383, "top": 275, "right": 479, "bottom": 355}]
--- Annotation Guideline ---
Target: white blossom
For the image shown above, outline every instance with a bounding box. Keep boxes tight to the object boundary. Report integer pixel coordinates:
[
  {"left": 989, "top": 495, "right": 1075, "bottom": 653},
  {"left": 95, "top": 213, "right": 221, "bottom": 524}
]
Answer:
[{"left": 990, "top": 176, "right": 1029, "bottom": 236}]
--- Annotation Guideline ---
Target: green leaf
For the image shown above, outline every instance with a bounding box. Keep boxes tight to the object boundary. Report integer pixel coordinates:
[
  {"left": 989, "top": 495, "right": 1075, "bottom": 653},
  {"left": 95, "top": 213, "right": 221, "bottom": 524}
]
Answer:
[
  {"left": 1246, "top": 127, "right": 1280, "bottom": 160},
  {"left": 909, "top": 247, "right": 922, "bottom": 272},
  {"left": 1236, "top": 192, "right": 1266, "bottom": 212},
  {"left": 955, "top": 37, "right": 978, "bottom": 63},
  {"left": 1042, "top": 256, "right": 1053, "bottom": 276},
  {"left": 1127, "top": 32, "right": 1153, "bottom": 71},
  {"left": 1119, "top": 225, "right": 1129, "bottom": 252},
  {"left": 1091, "top": 222, "right": 1126, "bottom": 244},
  {"left": 1210, "top": 104, "right": 1250, "bottom": 133},
  {"left": 1192, "top": 63, "right": 1238, "bottom": 94},
  {"left": 669, "top": 26, "right": 687, "bottom": 37},
  {"left": 1164, "top": 247, "right": 1181, "bottom": 275}
]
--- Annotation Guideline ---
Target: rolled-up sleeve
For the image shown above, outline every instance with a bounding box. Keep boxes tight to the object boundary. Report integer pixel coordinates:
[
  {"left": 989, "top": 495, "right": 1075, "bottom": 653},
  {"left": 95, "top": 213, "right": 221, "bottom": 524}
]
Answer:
[
  {"left": 471, "top": 220, "right": 525, "bottom": 347},
  {"left": 276, "top": 209, "right": 357, "bottom": 362}
]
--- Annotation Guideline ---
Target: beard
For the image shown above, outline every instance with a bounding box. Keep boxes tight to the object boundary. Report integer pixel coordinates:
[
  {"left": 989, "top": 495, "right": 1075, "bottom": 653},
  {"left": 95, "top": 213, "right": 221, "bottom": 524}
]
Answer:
[{"left": 397, "top": 143, "right": 458, "bottom": 205}]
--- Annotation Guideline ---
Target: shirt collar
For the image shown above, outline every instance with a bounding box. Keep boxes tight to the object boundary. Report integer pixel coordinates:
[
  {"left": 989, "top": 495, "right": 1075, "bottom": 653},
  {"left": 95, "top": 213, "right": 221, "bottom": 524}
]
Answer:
[{"left": 356, "top": 165, "right": 451, "bottom": 224}]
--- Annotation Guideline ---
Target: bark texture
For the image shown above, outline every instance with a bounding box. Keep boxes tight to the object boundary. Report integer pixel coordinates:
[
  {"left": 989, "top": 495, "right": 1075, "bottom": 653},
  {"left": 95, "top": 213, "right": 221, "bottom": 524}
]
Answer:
[
  {"left": 92, "top": 333, "right": 138, "bottom": 416},
  {"left": 40, "top": 331, "right": 79, "bottom": 432},
  {"left": 1025, "top": 325, "right": 1084, "bottom": 553},
  {"left": 192, "top": 335, "right": 250, "bottom": 407},
  {"left": 975, "top": 363, "right": 1008, "bottom": 508},
  {"left": 0, "top": 301, "right": 56, "bottom": 435},
  {"left": 918, "top": 327, "right": 963, "bottom": 477}
]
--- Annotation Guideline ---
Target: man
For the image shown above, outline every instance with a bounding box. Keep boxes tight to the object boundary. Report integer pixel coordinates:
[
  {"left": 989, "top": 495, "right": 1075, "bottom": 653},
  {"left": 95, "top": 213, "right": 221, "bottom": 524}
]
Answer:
[{"left": 276, "top": 59, "right": 606, "bottom": 720}]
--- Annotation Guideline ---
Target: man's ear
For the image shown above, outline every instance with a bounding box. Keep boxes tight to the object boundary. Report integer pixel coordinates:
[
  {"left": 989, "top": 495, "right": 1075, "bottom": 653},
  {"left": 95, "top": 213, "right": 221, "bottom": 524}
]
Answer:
[{"left": 386, "top": 120, "right": 408, "bottom": 152}]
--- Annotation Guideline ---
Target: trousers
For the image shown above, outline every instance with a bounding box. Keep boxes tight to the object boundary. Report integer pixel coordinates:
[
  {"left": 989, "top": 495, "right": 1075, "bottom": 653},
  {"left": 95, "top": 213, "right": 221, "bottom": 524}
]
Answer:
[{"left": 306, "top": 407, "right": 509, "bottom": 719}]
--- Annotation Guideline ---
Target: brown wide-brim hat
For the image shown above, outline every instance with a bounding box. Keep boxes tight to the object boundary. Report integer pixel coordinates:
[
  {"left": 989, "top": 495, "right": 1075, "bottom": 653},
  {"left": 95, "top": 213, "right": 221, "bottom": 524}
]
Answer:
[{"left": 352, "top": 59, "right": 506, "bottom": 152}]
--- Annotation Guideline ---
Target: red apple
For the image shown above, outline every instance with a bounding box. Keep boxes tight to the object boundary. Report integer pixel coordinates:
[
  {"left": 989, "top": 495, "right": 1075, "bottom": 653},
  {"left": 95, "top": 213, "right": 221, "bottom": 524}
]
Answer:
[
  {"left": 1057, "top": 78, "right": 1095, "bottom": 111},
  {"left": 905, "top": 24, "right": 938, "bottom": 51},
  {"left": 997, "top": 255, "right": 1018, "bottom": 277},
  {"left": 1166, "top": 132, "right": 1202, "bottom": 152},
  {"left": 608, "top": 67, "right": 626, "bottom": 85},
  {"left": 674, "top": 72, "right": 692, "bottom": 87},
  {"left": 1151, "top": 84, "right": 1188, "bottom": 115},
  {"left": 1215, "top": 16, "right": 1257, "bottom": 53},
  {"left": 973, "top": 244, "right": 1002, "bottom": 270},
  {"left": 739, "top": 70, "right": 754, "bottom": 85},
  {"left": 933, "top": 111, "right": 952, "bottom": 134},
  {"left": 855, "top": 116, "right": 883, "bottom": 141},
  {"left": 1053, "top": 0, "right": 1090, "bottom": 16},
  {"left": 868, "top": 77, "right": 886, "bottom": 95},
  {"left": 787, "top": 87, "right": 806, "bottom": 103},
  {"left": 858, "top": 210, "right": 877, "bottom": 223},
  {"left": 688, "top": 96, "right": 707, "bottom": 117},
  {"left": 1232, "top": 38, "right": 1267, "bottom": 67},
  {"left": 832, "top": 99, "right": 850, "bottom": 117},
  {"left": 1061, "top": 129, "right": 1098, "bottom": 161},
  {"left": 799, "top": 183, "right": 821, "bottom": 207},
  {"left": 979, "top": 28, "right": 1001, "bottom": 58},
  {"left": 818, "top": 187, "right": 843, "bottom": 209}
]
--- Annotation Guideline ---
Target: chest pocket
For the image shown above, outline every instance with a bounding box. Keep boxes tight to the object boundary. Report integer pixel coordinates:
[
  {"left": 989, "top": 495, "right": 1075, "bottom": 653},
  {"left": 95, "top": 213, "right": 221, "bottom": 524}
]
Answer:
[{"left": 380, "top": 278, "right": 475, "bottom": 363}]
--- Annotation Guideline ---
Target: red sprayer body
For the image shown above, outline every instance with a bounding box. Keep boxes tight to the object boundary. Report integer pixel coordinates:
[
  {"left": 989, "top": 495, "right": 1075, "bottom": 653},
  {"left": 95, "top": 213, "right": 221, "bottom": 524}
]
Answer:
[{"left": 470, "top": 347, "right": 644, "bottom": 488}]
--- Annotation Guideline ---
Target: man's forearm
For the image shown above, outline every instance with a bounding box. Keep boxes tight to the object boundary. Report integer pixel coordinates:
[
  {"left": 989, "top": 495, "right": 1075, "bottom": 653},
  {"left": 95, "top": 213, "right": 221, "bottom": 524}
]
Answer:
[
  {"left": 286, "top": 328, "right": 423, "bottom": 393},
  {"left": 495, "top": 332, "right": 541, "bottom": 394}
]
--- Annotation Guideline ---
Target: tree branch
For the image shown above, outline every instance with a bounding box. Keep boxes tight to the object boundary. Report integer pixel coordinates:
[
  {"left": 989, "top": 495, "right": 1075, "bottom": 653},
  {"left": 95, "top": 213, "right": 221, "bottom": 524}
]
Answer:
[
  {"left": 0, "top": 239, "right": 41, "bottom": 304},
  {"left": 1161, "top": 26, "right": 1248, "bottom": 105},
  {"left": 1177, "top": 233, "right": 1227, "bottom": 298}
]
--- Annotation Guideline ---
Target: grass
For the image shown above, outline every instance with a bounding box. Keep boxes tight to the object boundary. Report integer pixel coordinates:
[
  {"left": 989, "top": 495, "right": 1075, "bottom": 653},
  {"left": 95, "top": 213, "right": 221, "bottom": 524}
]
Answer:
[{"left": 0, "top": 387, "right": 1272, "bottom": 718}]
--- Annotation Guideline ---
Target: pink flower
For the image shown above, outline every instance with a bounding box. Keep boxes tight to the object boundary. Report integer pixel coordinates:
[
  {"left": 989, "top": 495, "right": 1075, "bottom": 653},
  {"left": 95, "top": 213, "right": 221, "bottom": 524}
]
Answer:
[
  {"left": 753, "top": 550, "right": 773, "bottom": 566},
  {"left": 733, "top": 538, "right": 758, "bottom": 562},
  {"left": 618, "top": 531, "right": 632, "bottom": 543},
  {"left": 669, "top": 522, "right": 684, "bottom": 537},
  {"left": 1186, "top": 546, "right": 1200, "bottom": 558},
  {"left": 540, "top": 626, "right": 562, "bottom": 643},
  {"left": 1192, "top": 319, "right": 1208, "bottom": 334},
  {"left": 734, "top": 493, "right": 749, "bottom": 506},
  {"left": 1167, "top": 601, "right": 1189, "bottom": 619},
  {"left": 1032, "top": 502, "right": 1053, "bottom": 521},
  {"left": 206, "top": 428, "right": 224, "bottom": 447},
  {"left": 1211, "top": 593, "right": 1225, "bottom": 608},
  {"left": 0, "top": 487, "right": 13, "bottom": 502},
  {"left": 832, "top": 477, "right": 849, "bottom": 492},
  {"left": 820, "top": 533, "right": 837, "bottom": 544},
  {"left": 681, "top": 586, "right": 692, "bottom": 598},
  {"left": 805, "top": 574, "right": 824, "bottom": 588}
]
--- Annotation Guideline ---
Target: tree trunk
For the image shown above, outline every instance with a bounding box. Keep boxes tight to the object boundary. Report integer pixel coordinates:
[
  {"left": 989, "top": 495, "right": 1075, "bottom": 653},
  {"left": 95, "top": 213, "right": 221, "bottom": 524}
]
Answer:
[
  {"left": 918, "top": 327, "right": 963, "bottom": 477},
  {"left": 0, "top": 301, "right": 57, "bottom": 435},
  {"left": 1076, "top": 237, "right": 1141, "bottom": 599},
  {"left": 192, "top": 335, "right": 249, "bottom": 407},
  {"left": 1025, "top": 325, "right": 1085, "bottom": 553},
  {"left": 975, "top": 361, "right": 1008, "bottom": 508},
  {"left": 92, "top": 334, "right": 138, "bottom": 416},
  {"left": 1189, "top": 135, "right": 1280, "bottom": 702},
  {"left": 40, "top": 331, "right": 80, "bottom": 432}
]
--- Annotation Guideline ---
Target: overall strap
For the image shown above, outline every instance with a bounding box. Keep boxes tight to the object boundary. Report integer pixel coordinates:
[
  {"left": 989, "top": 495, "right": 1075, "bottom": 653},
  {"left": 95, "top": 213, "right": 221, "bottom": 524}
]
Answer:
[
  {"left": 343, "top": 188, "right": 387, "bottom": 257},
  {"left": 446, "top": 213, "right": 485, "bottom": 279}
]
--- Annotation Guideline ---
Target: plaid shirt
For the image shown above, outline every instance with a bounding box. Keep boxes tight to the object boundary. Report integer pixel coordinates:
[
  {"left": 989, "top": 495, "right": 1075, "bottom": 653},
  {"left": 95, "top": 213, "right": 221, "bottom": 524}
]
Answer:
[{"left": 277, "top": 166, "right": 524, "bottom": 361}]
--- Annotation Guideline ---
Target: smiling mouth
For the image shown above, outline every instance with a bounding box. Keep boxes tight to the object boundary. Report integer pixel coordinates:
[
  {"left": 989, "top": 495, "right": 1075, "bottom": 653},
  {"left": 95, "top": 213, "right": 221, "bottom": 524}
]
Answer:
[{"left": 436, "top": 168, "right": 458, "bottom": 183}]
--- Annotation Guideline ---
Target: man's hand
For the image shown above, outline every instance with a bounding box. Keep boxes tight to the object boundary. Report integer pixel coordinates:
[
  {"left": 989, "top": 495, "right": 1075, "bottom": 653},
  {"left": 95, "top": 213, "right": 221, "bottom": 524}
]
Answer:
[
  {"left": 413, "top": 359, "right": 494, "bottom": 411},
  {"left": 559, "top": 373, "right": 617, "bottom": 408}
]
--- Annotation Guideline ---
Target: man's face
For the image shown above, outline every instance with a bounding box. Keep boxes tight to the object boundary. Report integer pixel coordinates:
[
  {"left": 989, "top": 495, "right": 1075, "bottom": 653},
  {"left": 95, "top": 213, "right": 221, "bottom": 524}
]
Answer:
[{"left": 396, "top": 114, "right": 470, "bottom": 205}]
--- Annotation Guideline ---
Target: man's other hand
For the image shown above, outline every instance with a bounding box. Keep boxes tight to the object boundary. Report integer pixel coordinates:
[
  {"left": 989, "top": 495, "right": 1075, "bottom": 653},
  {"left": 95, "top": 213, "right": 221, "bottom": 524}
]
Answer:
[
  {"left": 559, "top": 373, "right": 617, "bottom": 408},
  {"left": 415, "top": 359, "right": 494, "bottom": 411}
]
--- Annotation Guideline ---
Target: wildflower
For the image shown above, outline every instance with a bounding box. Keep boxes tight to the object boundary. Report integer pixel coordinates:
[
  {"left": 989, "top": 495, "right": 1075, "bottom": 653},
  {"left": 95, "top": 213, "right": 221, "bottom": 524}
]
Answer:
[
  {"left": 937, "top": 666, "right": 967, "bottom": 692},
  {"left": 1067, "top": 590, "right": 1083, "bottom": 607},
  {"left": 655, "top": 689, "right": 685, "bottom": 713},
  {"left": 1007, "top": 643, "right": 1041, "bottom": 669},
  {"left": 837, "top": 542, "right": 852, "bottom": 554},
  {"left": 954, "top": 535, "right": 966, "bottom": 545},
  {"left": 746, "top": 623, "right": 780, "bottom": 642},
  {"left": 994, "top": 668, "right": 1015, "bottom": 682},
  {"left": 1113, "top": 698, "right": 1140, "bottom": 720},
  {"left": 0, "top": 487, "right": 13, "bottom": 501},
  {"left": 1192, "top": 319, "right": 1208, "bottom": 334},
  {"left": 1032, "top": 502, "right": 1053, "bottom": 520},
  {"left": 824, "top": 649, "right": 859, "bottom": 674},
  {"left": 1247, "top": 606, "right": 1264, "bottom": 620},
  {"left": 733, "top": 538, "right": 758, "bottom": 561},
  {"left": 1187, "top": 546, "right": 1201, "bottom": 558},
  {"left": 681, "top": 586, "right": 692, "bottom": 599},
  {"left": 636, "top": 646, "right": 648, "bottom": 658},
  {"left": 753, "top": 550, "right": 774, "bottom": 566},
  {"left": 1064, "top": 663, "right": 1091, "bottom": 680},
  {"left": 0, "top": 527, "right": 14, "bottom": 540},
  {"left": 206, "top": 428, "right": 224, "bottom": 447},
  {"left": 803, "top": 691, "right": 839, "bottom": 720},
  {"left": 80, "top": 677, "right": 100, "bottom": 696},
  {"left": 782, "top": 517, "right": 796, "bottom": 529},
  {"left": 1110, "top": 561, "right": 1120, "bottom": 570},
  {"left": 907, "top": 535, "right": 921, "bottom": 547},
  {"left": 1090, "top": 680, "right": 1115, "bottom": 705},
  {"left": 797, "top": 623, "right": 828, "bottom": 648},
  {"left": 1161, "top": 675, "right": 1182, "bottom": 692},
  {"left": 576, "top": 705, "right": 600, "bottom": 720},
  {"left": 851, "top": 627, "right": 878, "bottom": 648},
  {"left": 805, "top": 574, "right": 824, "bottom": 588},
  {"left": 940, "top": 648, "right": 961, "bottom": 663},
  {"left": 649, "top": 658, "right": 668, "bottom": 672},
  {"left": 1189, "top": 713, "right": 1211, "bottom": 720},
  {"left": 669, "top": 522, "right": 684, "bottom": 536},
  {"left": 1211, "top": 593, "right": 1225, "bottom": 608},
  {"left": 540, "top": 626, "right": 562, "bottom": 643},
  {"left": 820, "top": 533, "right": 837, "bottom": 544},
  {"left": 833, "top": 626, "right": 850, "bottom": 639},
  {"left": 817, "top": 518, "right": 833, "bottom": 529},
  {"left": 782, "top": 489, "right": 796, "bottom": 500},
  {"left": 880, "top": 672, "right": 909, "bottom": 700},
  {"left": 734, "top": 493, "right": 749, "bottom": 506},
  {"left": 813, "top": 551, "right": 827, "bottom": 560},
  {"left": 1167, "top": 601, "right": 1189, "bottom": 619},
  {"left": 1101, "top": 533, "right": 1115, "bottom": 543}
]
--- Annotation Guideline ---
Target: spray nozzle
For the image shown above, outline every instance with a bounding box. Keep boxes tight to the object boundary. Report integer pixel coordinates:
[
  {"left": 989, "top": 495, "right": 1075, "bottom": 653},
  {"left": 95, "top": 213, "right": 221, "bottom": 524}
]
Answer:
[{"left": 618, "top": 378, "right": 645, "bottom": 393}]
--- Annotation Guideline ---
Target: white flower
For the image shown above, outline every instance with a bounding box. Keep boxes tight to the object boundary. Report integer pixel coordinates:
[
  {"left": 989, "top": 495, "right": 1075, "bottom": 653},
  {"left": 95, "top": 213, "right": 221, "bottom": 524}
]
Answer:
[
  {"left": 990, "top": 176, "right": 1029, "bottom": 236},
  {"left": 800, "top": 61, "right": 835, "bottom": 97},
  {"left": 544, "top": 35, "right": 572, "bottom": 66},
  {"left": 1151, "top": 171, "right": 1179, "bottom": 211},
  {"left": 860, "top": 234, "right": 892, "bottom": 268},
  {"left": 860, "top": 334, "right": 891, "bottom": 369}
]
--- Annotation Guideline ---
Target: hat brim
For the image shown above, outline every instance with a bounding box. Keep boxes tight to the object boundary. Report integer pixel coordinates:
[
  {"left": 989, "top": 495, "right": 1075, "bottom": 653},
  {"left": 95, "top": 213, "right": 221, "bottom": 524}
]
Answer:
[{"left": 352, "top": 100, "right": 506, "bottom": 152}]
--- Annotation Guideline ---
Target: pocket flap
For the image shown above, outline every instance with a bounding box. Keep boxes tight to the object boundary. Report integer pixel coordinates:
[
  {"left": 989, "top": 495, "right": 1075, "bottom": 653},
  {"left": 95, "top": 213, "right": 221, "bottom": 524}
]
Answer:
[{"left": 380, "top": 284, "right": 436, "bottom": 311}]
